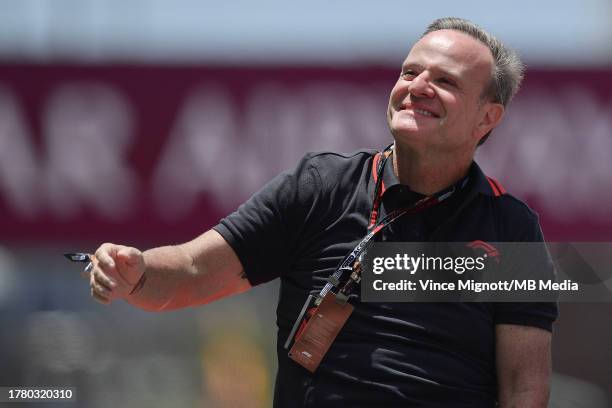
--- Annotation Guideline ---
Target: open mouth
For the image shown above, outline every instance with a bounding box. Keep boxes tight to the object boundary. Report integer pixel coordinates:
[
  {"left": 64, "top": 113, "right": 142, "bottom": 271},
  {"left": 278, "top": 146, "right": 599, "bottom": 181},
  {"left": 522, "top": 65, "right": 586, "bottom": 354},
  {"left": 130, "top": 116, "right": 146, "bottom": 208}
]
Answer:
[
  {"left": 413, "top": 108, "right": 438, "bottom": 118},
  {"left": 399, "top": 103, "right": 440, "bottom": 118}
]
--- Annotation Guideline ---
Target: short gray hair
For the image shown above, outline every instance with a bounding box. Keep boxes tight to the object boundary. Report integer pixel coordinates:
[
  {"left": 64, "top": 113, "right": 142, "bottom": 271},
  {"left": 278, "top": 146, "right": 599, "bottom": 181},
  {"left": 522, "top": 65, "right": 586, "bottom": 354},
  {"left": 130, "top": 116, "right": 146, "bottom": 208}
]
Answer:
[{"left": 422, "top": 17, "right": 524, "bottom": 144}]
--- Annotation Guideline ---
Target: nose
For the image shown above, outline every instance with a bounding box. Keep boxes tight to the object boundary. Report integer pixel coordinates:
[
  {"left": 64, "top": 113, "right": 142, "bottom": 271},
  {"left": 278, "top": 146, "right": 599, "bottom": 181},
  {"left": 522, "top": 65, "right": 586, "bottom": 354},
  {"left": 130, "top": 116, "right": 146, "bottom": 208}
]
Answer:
[{"left": 408, "top": 72, "right": 434, "bottom": 98}]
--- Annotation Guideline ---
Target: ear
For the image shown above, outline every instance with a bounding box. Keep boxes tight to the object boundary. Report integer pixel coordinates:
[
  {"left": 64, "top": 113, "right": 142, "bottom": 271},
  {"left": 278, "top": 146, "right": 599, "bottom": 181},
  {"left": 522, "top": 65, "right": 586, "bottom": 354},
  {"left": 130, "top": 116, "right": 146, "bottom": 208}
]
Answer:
[{"left": 475, "top": 102, "right": 504, "bottom": 141}]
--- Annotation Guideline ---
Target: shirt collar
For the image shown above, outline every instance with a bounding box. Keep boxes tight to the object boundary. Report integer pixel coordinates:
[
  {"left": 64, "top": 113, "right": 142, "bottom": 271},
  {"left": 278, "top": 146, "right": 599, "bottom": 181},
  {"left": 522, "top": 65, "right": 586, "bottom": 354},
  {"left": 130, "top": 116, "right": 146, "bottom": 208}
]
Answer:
[
  {"left": 378, "top": 157, "right": 498, "bottom": 198},
  {"left": 468, "top": 161, "right": 501, "bottom": 197}
]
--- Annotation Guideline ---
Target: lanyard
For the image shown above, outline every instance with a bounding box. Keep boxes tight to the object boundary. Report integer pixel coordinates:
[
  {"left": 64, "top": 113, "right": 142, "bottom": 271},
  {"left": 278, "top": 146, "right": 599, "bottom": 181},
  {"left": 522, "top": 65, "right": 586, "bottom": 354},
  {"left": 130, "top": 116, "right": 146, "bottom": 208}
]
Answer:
[
  {"left": 316, "top": 145, "right": 462, "bottom": 304},
  {"left": 284, "top": 145, "right": 465, "bottom": 350}
]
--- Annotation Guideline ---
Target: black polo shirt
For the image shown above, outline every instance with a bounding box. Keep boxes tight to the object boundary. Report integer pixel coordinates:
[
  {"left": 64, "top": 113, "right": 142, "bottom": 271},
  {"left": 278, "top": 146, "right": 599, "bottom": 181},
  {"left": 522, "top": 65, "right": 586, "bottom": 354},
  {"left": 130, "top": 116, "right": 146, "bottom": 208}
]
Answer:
[{"left": 214, "top": 149, "right": 557, "bottom": 407}]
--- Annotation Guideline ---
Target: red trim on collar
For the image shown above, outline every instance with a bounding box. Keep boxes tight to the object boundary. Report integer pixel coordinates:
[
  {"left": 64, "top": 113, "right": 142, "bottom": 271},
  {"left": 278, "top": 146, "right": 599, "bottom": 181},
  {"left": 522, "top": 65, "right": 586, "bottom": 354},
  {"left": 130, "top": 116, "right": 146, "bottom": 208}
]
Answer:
[{"left": 486, "top": 176, "right": 506, "bottom": 196}]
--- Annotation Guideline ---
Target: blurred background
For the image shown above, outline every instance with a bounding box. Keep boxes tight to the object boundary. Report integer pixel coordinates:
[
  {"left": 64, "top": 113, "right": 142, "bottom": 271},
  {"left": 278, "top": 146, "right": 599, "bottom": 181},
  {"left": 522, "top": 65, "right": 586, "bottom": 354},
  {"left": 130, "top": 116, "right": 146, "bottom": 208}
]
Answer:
[{"left": 1, "top": 0, "right": 611, "bottom": 406}]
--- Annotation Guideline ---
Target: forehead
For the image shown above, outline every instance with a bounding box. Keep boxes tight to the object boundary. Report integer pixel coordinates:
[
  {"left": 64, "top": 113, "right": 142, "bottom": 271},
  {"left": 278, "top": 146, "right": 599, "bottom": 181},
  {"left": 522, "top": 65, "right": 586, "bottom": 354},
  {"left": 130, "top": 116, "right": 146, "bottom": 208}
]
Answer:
[{"left": 403, "top": 29, "right": 493, "bottom": 81}]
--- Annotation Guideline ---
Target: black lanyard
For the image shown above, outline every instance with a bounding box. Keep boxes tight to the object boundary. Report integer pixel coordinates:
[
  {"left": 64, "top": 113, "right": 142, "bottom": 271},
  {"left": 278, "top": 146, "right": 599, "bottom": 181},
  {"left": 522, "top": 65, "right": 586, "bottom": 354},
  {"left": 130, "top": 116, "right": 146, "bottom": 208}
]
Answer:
[{"left": 316, "top": 145, "right": 464, "bottom": 304}]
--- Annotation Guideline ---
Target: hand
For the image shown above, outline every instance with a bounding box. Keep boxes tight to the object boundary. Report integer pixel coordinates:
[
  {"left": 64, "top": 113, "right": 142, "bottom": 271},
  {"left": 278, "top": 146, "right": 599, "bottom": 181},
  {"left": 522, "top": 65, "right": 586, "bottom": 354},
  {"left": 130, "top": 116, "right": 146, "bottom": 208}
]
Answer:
[{"left": 89, "top": 243, "right": 145, "bottom": 305}]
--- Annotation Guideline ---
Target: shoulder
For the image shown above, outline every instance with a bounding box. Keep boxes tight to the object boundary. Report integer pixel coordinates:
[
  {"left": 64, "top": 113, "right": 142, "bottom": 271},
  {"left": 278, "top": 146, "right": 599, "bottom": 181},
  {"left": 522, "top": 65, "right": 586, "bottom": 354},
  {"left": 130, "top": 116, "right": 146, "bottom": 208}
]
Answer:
[
  {"left": 486, "top": 178, "right": 543, "bottom": 241},
  {"left": 302, "top": 149, "right": 377, "bottom": 172},
  {"left": 497, "top": 192, "right": 540, "bottom": 225},
  {"left": 300, "top": 149, "right": 377, "bottom": 188}
]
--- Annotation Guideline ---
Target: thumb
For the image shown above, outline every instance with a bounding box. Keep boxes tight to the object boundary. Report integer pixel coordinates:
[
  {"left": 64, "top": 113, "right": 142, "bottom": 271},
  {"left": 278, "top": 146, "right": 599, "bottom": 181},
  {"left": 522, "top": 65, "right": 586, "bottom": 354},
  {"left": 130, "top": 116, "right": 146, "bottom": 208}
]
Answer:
[{"left": 115, "top": 246, "right": 145, "bottom": 285}]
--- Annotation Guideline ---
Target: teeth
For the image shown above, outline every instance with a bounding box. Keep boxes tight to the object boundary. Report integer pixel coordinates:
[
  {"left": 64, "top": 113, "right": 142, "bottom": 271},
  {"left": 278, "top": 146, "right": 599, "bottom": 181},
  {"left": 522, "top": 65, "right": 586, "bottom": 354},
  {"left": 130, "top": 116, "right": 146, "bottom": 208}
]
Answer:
[{"left": 414, "top": 108, "right": 434, "bottom": 117}]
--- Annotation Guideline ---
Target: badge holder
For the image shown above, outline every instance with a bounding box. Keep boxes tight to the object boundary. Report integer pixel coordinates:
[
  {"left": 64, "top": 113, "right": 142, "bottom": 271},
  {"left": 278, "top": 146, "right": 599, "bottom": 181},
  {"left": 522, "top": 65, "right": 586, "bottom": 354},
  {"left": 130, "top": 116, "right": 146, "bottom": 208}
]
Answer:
[{"left": 285, "top": 262, "right": 362, "bottom": 373}]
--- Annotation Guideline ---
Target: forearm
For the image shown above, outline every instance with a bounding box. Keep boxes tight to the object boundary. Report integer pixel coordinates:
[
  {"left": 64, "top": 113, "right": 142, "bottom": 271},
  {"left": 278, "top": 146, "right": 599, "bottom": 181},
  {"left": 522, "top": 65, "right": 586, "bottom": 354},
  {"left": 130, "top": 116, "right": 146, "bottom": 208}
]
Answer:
[
  {"left": 125, "top": 230, "right": 250, "bottom": 311},
  {"left": 125, "top": 244, "right": 196, "bottom": 311},
  {"left": 496, "top": 324, "right": 552, "bottom": 408},
  {"left": 498, "top": 382, "right": 549, "bottom": 408}
]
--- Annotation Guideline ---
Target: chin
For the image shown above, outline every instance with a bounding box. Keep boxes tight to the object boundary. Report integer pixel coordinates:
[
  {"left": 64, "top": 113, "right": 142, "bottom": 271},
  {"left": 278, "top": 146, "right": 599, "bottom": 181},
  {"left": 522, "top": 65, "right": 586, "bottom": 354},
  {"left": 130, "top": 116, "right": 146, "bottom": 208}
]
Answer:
[
  {"left": 390, "top": 121, "right": 432, "bottom": 140},
  {"left": 391, "top": 112, "right": 435, "bottom": 130}
]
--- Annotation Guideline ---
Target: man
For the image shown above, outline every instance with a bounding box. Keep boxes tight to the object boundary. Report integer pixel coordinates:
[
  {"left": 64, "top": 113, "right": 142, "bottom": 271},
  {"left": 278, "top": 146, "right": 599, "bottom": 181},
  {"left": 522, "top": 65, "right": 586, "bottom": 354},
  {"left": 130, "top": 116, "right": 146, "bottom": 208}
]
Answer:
[{"left": 88, "top": 18, "right": 556, "bottom": 407}]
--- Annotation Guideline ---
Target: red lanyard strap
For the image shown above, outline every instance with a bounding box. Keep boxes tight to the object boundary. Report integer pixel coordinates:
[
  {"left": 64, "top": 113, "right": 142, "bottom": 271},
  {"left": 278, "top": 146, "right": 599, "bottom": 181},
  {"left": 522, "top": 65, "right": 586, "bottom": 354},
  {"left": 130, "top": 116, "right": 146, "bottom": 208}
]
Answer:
[
  {"left": 316, "top": 146, "right": 458, "bottom": 304},
  {"left": 368, "top": 148, "right": 393, "bottom": 228}
]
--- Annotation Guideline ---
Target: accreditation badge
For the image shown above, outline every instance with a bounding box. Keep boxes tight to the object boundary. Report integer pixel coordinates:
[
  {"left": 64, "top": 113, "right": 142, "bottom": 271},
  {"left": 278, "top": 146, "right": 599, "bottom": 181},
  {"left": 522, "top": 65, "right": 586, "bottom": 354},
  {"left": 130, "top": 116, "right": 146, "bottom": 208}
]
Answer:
[{"left": 288, "top": 292, "right": 354, "bottom": 373}]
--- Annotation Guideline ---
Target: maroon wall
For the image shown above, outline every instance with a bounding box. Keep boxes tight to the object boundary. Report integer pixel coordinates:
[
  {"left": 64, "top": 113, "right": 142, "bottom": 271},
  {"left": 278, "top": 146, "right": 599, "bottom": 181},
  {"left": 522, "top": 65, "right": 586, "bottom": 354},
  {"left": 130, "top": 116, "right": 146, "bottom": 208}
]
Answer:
[{"left": 1, "top": 65, "right": 611, "bottom": 244}]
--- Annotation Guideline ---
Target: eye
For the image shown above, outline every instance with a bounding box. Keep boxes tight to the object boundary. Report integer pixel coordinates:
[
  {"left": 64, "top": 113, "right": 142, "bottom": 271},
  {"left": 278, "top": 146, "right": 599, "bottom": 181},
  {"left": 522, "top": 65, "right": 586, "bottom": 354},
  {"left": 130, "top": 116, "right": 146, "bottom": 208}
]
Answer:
[
  {"left": 401, "top": 69, "right": 417, "bottom": 80},
  {"left": 437, "top": 77, "right": 456, "bottom": 87}
]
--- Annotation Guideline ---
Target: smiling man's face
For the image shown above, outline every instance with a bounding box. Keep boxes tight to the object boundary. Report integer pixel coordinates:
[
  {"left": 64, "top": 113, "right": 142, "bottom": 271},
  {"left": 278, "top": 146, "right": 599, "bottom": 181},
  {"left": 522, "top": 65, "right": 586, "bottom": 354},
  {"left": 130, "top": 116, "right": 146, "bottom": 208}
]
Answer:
[{"left": 387, "top": 29, "right": 500, "bottom": 154}]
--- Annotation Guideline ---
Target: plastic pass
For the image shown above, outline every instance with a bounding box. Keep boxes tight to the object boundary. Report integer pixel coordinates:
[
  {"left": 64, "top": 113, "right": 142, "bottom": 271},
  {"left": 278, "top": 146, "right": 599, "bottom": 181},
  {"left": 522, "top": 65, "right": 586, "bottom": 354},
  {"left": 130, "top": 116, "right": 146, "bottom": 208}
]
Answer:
[{"left": 288, "top": 293, "right": 354, "bottom": 373}]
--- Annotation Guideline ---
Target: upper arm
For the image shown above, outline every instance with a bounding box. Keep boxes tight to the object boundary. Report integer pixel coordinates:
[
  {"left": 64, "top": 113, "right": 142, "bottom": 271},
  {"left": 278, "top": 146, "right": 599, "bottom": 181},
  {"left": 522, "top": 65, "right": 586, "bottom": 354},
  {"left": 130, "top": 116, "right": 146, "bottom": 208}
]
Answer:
[
  {"left": 178, "top": 229, "right": 252, "bottom": 307},
  {"left": 496, "top": 324, "right": 552, "bottom": 408},
  {"left": 214, "top": 154, "right": 324, "bottom": 285}
]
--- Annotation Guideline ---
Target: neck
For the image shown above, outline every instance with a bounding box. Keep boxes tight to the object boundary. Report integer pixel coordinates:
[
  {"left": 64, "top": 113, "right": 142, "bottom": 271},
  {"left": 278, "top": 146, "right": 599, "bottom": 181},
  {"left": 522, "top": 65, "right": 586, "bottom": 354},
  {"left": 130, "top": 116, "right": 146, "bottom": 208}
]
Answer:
[{"left": 392, "top": 142, "right": 473, "bottom": 195}]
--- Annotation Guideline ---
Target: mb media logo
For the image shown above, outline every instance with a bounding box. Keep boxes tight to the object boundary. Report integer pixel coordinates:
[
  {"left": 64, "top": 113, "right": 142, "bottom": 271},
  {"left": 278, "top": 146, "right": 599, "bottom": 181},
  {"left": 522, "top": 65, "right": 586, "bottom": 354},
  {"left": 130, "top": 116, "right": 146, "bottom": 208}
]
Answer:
[{"left": 467, "top": 241, "right": 501, "bottom": 263}]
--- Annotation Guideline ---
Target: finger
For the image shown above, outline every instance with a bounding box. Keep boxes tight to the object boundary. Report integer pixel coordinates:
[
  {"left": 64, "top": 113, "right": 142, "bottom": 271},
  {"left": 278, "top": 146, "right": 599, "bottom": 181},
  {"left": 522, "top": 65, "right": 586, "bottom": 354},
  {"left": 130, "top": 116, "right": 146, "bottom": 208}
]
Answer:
[
  {"left": 89, "top": 266, "right": 96, "bottom": 288},
  {"left": 96, "top": 244, "right": 137, "bottom": 287},
  {"left": 92, "top": 281, "right": 111, "bottom": 298},
  {"left": 117, "top": 247, "right": 141, "bottom": 266},
  {"left": 92, "top": 273, "right": 113, "bottom": 294},
  {"left": 116, "top": 247, "right": 145, "bottom": 285},
  {"left": 91, "top": 247, "right": 120, "bottom": 287},
  {"left": 91, "top": 287, "right": 110, "bottom": 305},
  {"left": 92, "top": 267, "right": 117, "bottom": 290},
  {"left": 95, "top": 247, "right": 116, "bottom": 271},
  {"left": 89, "top": 267, "right": 113, "bottom": 299}
]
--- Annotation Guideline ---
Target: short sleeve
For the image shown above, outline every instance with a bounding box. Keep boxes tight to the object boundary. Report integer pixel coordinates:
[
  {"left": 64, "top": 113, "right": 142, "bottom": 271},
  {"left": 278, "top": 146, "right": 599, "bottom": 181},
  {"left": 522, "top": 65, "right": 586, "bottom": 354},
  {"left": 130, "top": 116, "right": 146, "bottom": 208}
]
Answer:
[
  {"left": 213, "top": 154, "right": 322, "bottom": 286},
  {"left": 493, "top": 206, "right": 559, "bottom": 332}
]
